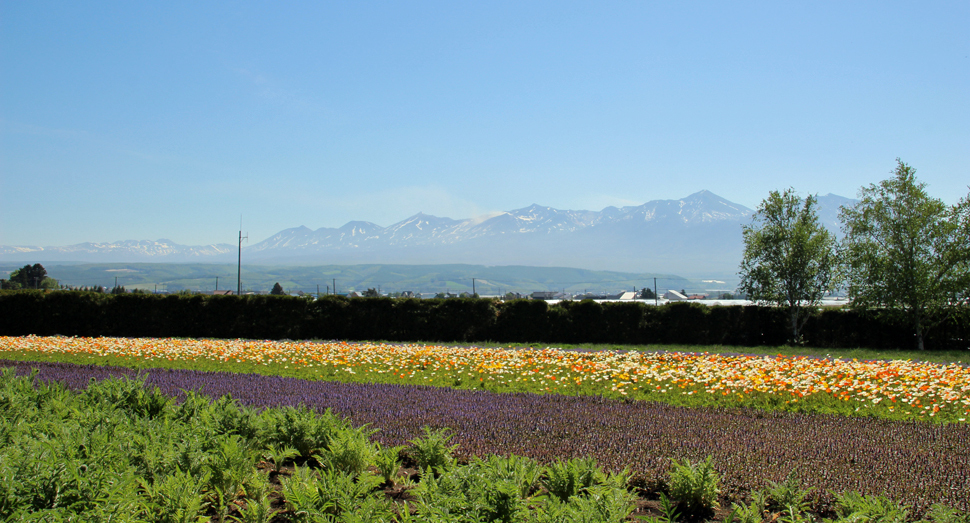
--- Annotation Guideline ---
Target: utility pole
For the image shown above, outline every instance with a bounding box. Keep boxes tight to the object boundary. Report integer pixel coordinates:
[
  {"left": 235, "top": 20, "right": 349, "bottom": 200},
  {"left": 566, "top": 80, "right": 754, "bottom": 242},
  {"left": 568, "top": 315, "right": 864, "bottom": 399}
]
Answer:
[
  {"left": 332, "top": 279, "right": 336, "bottom": 295},
  {"left": 114, "top": 276, "right": 118, "bottom": 288},
  {"left": 237, "top": 223, "right": 248, "bottom": 296},
  {"left": 317, "top": 284, "right": 320, "bottom": 298},
  {"left": 472, "top": 278, "right": 476, "bottom": 296},
  {"left": 654, "top": 277, "right": 658, "bottom": 306},
  {"left": 215, "top": 276, "right": 219, "bottom": 291}
]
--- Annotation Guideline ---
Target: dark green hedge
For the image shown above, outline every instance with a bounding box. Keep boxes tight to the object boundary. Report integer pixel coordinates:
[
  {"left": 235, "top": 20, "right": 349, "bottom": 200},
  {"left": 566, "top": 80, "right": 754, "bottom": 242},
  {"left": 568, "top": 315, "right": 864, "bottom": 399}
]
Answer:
[{"left": 1, "top": 291, "right": 967, "bottom": 351}]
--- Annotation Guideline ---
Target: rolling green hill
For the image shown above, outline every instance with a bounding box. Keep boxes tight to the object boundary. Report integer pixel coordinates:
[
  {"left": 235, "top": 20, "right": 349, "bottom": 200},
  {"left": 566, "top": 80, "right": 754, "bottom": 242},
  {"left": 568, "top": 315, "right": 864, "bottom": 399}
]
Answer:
[{"left": 3, "top": 262, "right": 693, "bottom": 296}]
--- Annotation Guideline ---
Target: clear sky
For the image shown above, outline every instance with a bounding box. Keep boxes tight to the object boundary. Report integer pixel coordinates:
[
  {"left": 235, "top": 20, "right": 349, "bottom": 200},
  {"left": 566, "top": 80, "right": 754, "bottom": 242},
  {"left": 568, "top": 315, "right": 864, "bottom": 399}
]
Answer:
[{"left": 2, "top": 1, "right": 968, "bottom": 247}]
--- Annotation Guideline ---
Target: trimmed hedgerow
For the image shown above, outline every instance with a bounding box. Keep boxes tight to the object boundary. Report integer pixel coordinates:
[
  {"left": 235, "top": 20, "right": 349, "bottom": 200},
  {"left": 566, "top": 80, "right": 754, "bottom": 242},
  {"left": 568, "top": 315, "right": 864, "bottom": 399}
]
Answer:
[{"left": 1, "top": 290, "right": 967, "bottom": 350}]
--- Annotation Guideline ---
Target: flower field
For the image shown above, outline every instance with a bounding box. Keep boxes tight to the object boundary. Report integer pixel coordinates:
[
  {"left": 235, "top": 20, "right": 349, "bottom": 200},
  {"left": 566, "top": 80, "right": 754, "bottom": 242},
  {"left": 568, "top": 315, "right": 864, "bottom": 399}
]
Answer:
[
  {"left": 4, "top": 358, "right": 970, "bottom": 516},
  {"left": 2, "top": 335, "right": 968, "bottom": 423}
]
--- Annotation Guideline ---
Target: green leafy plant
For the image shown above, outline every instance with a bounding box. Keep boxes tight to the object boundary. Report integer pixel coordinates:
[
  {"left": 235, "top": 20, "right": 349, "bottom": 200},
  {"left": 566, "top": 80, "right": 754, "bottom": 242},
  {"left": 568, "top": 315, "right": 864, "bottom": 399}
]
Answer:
[
  {"left": 336, "top": 496, "right": 395, "bottom": 523},
  {"left": 315, "top": 467, "right": 384, "bottom": 517},
  {"left": 280, "top": 465, "right": 336, "bottom": 523},
  {"left": 779, "top": 506, "right": 812, "bottom": 523},
  {"left": 563, "top": 485, "right": 637, "bottom": 522},
  {"left": 173, "top": 389, "right": 214, "bottom": 424},
  {"left": 657, "top": 493, "right": 680, "bottom": 523},
  {"left": 833, "top": 491, "right": 910, "bottom": 522},
  {"left": 543, "top": 456, "right": 602, "bottom": 502},
  {"left": 374, "top": 443, "right": 405, "bottom": 485},
  {"left": 233, "top": 470, "right": 275, "bottom": 523},
  {"left": 207, "top": 435, "right": 259, "bottom": 522},
  {"left": 211, "top": 394, "right": 260, "bottom": 442},
  {"left": 315, "top": 425, "right": 377, "bottom": 476},
  {"left": 764, "top": 471, "right": 812, "bottom": 514},
  {"left": 480, "top": 454, "right": 543, "bottom": 499},
  {"left": 281, "top": 464, "right": 384, "bottom": 521},
  {"left": 629, "top": 493, "right": 679, "bottom": 523},
  {"left": 667, "top": 456, "right": 721, "bottom": 520},
  {"left": 923, "top": 503, "right": 970, "bottom": 523},
  {"left": 259, "top": 405, "right": 346, "bottom": 459},
  {"left": 262, "top": 444, "right": 300, "bottom": 473},
  {"left": 141, "top": 467, "right": 211, "bottom": 523},
  {"left": 409, "top": 426, "right": 459, "bottom": 474},
  {"left": 482, "top": 479, "right": 527, "bottom": 523},
  {"left": 729, "top": 490, "right": 766, "bottom": 523},
  {"left": 82, "top": 374, "right": 170, "bottom": 419},
  {"left": 241, "top": 470, "right": 272, "bottom": 506},
  {"left": 412, "top": 459, "right": 524, "bottom": 523},
  {"left": 231, "top": 495, "right": 273, "bottom": 523}
]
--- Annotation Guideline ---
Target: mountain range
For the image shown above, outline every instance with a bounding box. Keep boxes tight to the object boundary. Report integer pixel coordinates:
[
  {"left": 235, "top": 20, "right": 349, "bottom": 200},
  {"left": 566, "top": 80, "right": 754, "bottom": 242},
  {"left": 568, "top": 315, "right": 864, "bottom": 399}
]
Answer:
[{"left": 0, "top": 191, "right": 854, "bottom": 276}]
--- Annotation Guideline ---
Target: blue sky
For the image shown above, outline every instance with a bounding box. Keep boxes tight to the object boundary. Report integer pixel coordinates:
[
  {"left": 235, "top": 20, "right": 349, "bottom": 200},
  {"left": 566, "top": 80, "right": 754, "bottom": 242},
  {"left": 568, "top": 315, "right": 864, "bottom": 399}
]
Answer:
[{"left": 2, "top": 1, "right": 968, "bottom": 247}]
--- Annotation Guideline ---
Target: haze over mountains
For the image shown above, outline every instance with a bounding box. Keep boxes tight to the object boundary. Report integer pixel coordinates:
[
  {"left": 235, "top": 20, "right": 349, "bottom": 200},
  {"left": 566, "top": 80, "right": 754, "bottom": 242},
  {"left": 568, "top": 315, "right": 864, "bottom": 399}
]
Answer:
[{"left": 1, "top": 191, "right": 854, "bottom": 276}]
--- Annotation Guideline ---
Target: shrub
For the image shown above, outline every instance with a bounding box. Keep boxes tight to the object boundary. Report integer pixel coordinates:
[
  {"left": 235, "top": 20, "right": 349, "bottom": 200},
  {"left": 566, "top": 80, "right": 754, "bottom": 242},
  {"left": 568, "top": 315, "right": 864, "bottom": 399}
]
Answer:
[
  {"left": 258, "top": 406, "right": 346, "bottom": 459},
  {"left": 262, "top": 444, "right": 300, "bottom": 473},
  {"left": 315, "top": 425, "right": 377, "bottom": 476},
  {"left": 667, "top": 456, "right": 720, "bottom": 520},
  {"left": 833, "top": 491, "right": 909, "bottom": 522},
  {"left": 763, "top": 470, "right": 811, "bottom": 514},
  {"left": 543, "top": 456, "right": 602, "bottom": 502},
  {"left": 374, "top": 443, "right": 404, "bottom": 485},
  {"left": 409, "top": 426, "right": 458, "bottom": 474},
  {"left": 568, "top": 486, "right": 638, "bottom": 522},
  {"left": 141, "top": 468, "right": 210, "bottom": 523}
]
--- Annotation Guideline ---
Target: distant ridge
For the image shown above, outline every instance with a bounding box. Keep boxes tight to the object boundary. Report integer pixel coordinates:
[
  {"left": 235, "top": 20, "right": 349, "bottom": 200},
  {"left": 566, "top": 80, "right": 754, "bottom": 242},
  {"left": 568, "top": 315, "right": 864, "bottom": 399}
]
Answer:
[
  {"left": 0, "top": 191, "right": 856, "bottom": 276},
  {"left": 16, "top": 262, "right": 693, "bottom": 296},
  {"left": 0, "top": 239, "right": 235, "bottom": 263}
]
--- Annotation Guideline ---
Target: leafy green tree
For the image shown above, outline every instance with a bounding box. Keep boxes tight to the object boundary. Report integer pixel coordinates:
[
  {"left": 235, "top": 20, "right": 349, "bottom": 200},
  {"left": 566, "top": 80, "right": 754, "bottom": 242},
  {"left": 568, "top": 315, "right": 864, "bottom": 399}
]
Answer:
[
  {"left": 1, "top": 263, "right": 58, "bottom": 289},
  {"left": 363, "top": 288, "right": 379, "bottom": 297},
  {"left": 739, "top": 189, "right": 838, "bottom": 342},
  {"left": 639, "top": 288, "right": 656, "bottom": 299},
  {"left": 840, "top": 159, "right": 970, "bottom": 350},
  {"left": 270, "top": 282, "right": 285, "bottom": 295}
]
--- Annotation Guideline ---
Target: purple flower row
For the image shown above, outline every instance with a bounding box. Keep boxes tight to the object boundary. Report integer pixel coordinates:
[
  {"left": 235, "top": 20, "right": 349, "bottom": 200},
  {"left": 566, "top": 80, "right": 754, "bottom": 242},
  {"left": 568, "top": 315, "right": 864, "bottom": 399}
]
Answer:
[{"left": 5, "top": 359, "right": 969, "bottom": 513}]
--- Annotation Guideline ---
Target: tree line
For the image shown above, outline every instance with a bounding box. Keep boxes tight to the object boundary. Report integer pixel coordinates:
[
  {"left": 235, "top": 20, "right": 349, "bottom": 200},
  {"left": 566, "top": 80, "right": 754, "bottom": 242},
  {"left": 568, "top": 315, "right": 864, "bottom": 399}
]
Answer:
[
  {"left": 739, "top": 159, "right": 970, "bottom": 350},
  {"left": 0, "top": 264, "right": 59, "bottom": 290}
]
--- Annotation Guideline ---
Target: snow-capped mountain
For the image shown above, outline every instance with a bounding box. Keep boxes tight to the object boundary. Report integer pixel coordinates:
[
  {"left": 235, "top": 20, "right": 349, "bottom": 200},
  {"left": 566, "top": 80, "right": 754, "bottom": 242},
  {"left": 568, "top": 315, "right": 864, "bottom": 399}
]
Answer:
[
  {"left": 0, "top": 240, "right": 235, "bottom": 263},
  {"left": 814, "top": 193, "right": 857, "bottom": 235},
  {"left": 1, "top": 190, "right": 854, "bottom": 275},
  {"left": 240, "top": 190, "right": 756, "bottom": 274}
]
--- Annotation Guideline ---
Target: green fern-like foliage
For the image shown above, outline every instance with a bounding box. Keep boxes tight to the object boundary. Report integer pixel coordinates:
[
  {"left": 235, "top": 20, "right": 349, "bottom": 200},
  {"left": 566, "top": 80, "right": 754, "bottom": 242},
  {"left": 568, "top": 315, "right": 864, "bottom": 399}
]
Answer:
[
  {"left": 374, "top": 443, "right": 405, "bottom": 485},
  {"left": 667, "top": 456, "right": 721, "bottom": 519},
  {"left": 409, "top": 426, "right": 459, "bottom": 474},
  {"left": 834, "top": 491, "right": 910, "bottom": 522},
  {"left": 315, "top": 425, "right": 377, "bottom": 476},
  {"left": 764, "top": 470, "right": 812, "bottom": 514},
  {"left": 543, "top": 456, "right": 602, "bottom": 502}
]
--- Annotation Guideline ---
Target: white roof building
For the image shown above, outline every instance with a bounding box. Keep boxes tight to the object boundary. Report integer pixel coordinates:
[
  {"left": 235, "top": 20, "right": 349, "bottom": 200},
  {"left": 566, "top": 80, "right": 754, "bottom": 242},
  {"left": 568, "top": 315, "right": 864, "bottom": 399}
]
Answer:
[{"left": 664, "top": 290, "right": 688, "bottom": 301}]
